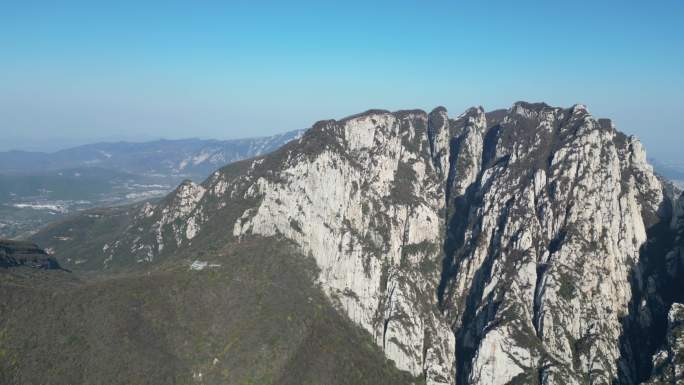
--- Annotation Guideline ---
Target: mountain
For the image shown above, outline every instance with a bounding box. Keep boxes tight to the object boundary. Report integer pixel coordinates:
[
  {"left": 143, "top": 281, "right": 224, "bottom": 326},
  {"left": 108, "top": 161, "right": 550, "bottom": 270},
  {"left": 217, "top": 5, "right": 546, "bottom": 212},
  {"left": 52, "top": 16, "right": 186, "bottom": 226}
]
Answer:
[
  {"left": 2, "top": 102, "right": 683, "bottom": 384},
  {"left": 0, "top": 131, "right": 303, "bottom": 238},
  {"left": 0, "top": 130, "right": 304, "bottom": 178}
]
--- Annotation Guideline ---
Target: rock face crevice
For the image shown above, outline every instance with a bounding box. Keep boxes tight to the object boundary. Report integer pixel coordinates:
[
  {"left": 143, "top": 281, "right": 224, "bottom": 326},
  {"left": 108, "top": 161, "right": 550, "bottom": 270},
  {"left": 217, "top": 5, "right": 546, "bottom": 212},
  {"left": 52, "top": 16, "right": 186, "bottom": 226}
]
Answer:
[
  {"left": 34, "top": 102, "right": 684, "bottom": 385},
  {"left": 619, "top": 187, "right": 684, "bottom": 384}
]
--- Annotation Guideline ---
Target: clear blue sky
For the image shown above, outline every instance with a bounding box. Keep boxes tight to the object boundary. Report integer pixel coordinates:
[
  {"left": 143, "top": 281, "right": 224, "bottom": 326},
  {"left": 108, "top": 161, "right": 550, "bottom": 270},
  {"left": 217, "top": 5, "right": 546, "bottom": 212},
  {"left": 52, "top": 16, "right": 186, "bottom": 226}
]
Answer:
[{"left": 1, "top": 0, "right": 683, "bottom": 161}]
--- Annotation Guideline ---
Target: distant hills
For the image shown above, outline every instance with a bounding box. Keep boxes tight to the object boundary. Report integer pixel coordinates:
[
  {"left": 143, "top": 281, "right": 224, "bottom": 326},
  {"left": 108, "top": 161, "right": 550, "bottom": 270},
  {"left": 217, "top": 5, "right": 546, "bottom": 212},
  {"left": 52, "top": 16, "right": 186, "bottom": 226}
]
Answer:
[
  {"left": 0, "top": 130, "right": 303, "bottom": 238},
  {"left": 0, "top": 130, "right": 303, "bottom": 179},
  {"left": 650, "top": 158, "right": 684, "bottom": 188}
]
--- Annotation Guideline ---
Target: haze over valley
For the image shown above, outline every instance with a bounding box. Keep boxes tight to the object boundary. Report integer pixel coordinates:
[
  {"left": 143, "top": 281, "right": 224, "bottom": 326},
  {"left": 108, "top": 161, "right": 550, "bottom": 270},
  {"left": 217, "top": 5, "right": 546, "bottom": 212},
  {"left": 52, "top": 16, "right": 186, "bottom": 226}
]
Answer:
[{"left": 0, "top": 131, "right": 302, "bottom": 238}]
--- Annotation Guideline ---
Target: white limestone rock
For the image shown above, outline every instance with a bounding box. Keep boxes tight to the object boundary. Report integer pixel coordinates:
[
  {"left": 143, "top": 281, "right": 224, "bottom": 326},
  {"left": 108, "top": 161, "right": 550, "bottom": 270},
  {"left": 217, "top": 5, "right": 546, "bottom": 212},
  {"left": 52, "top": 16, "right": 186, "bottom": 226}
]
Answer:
[
  {"left": 233, "top": 110, "right": 456, "bottom": 382},
  {"left": 54, "top": 102, "right": 681, "bottom": 385}
]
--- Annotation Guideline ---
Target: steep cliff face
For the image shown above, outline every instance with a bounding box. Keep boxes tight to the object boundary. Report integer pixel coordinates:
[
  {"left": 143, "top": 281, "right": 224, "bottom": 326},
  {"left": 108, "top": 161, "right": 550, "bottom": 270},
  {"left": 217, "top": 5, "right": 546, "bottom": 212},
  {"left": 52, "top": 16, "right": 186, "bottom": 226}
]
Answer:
[
  {"left": 32, "top": 102, "right": 680, "bottom": 385},
  {"left": 437, "top": 102, "right": 664, "bottom": 385},
  {"left": 35, "top": 108, "right": 459, "bottom": 383},
  {"left": 232, "top": 110, "right": 456, "bottom": 382}
]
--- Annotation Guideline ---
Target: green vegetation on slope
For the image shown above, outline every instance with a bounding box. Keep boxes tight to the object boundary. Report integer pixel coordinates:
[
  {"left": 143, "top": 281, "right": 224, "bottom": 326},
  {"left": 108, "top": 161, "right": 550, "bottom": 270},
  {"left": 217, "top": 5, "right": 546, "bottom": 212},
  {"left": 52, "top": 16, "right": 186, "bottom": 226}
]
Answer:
[{"left": 0, "top": 237, "right": 418, "bottom": 385}]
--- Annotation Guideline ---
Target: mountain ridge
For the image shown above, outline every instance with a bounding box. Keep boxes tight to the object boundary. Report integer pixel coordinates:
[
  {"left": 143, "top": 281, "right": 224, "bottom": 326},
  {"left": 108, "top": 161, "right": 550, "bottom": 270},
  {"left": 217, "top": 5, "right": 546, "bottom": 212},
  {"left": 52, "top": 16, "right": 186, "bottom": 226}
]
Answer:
[
  {"left": 0, "top": 130, "right": 304, "bottom": 177},
  {"left": 5, "top": 102, "right": 683, "bottom": 384},
  {"left": 0, "top": 130, "right": 305, "bottom": 238}
]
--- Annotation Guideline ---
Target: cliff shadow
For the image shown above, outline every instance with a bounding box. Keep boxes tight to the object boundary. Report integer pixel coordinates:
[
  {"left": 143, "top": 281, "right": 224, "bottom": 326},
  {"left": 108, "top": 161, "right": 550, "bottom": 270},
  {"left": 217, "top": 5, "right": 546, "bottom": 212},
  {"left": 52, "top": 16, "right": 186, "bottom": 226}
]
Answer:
[{"left": 615, "top": 191, "right": 682, "bottom": 384}]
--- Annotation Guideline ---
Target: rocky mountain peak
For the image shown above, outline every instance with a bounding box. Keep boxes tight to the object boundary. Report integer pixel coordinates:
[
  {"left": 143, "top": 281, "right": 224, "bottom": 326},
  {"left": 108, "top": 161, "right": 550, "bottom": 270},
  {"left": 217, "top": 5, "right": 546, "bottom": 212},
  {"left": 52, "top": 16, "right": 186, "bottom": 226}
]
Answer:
[
  {"left": 31, "top": 102, "right": 681, "bottom": 385},
  {"left": 436, "top": 102, "right": 667, "bottom": 384}
]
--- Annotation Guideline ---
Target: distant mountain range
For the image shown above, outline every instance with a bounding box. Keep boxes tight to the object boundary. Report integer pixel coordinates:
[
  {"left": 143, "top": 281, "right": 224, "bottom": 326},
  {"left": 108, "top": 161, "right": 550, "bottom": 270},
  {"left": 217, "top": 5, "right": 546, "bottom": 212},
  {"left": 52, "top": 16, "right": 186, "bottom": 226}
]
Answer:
[
  {"left": 0, "top": 130, "right": 304, "bottom": 179},
  {"left": 650, "top": 158, "right": 684, "bottom": 188},
  {"left": 0, "top": 130, "right": 303, "bottom": 238}
]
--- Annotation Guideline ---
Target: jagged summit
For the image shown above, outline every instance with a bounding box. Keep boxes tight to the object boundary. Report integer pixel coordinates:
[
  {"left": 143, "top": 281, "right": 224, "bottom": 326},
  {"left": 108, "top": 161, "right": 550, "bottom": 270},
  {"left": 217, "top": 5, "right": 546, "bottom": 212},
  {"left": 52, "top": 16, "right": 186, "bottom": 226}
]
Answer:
[
  {"left": 26, "top": 102, "right": 682, "bottom": 385},
  {"left": 513, "top": 100, "right": 552, "bottom": 110},
  {"left": 301, "top": 102, "right": 620, "bottom": 155}
]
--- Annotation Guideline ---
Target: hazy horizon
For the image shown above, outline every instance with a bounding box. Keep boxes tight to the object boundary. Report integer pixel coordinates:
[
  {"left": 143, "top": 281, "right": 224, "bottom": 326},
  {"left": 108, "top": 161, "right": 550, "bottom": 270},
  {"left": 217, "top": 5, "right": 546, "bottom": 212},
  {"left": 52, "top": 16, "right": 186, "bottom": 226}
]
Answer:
[{"left": 2, "top": 1, "right": 683, "bottom": 161}]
